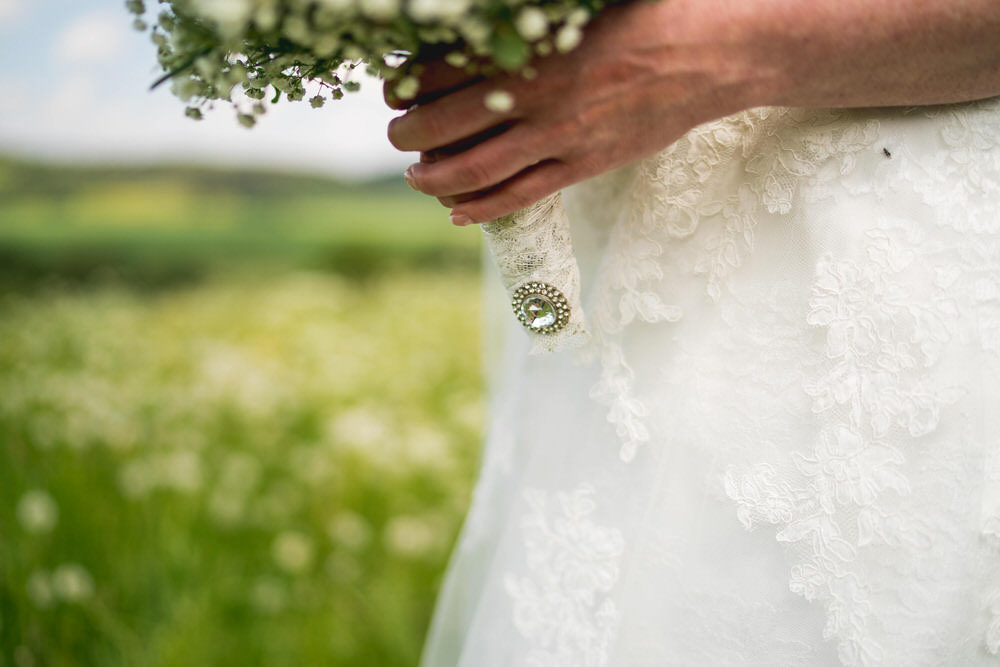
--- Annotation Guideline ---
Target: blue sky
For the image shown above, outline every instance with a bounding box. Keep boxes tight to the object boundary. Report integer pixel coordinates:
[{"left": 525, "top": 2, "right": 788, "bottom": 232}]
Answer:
[{"left": 0, "top": 0, "right": 411, "bottom": 179}]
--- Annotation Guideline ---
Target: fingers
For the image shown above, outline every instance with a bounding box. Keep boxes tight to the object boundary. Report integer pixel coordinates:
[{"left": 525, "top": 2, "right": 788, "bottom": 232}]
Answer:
[
  {"left": 414, "top": 59, "right": 482, "bottom": 100},
  {"left": 387, "top": 79, "right": 520, "bottom": 152},
  {"left": 448, "top": 160, "right": 575, "bottom": 224},
  {"left": 383, "top": 55, "right": 482, "bottom": 110},
  {"left": 405, "top": 124, "right": 541, "bottom": 197}
]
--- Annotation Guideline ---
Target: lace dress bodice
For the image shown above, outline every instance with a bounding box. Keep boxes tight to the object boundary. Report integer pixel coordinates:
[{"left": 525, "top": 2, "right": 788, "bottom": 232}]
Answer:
[{"left": 421, "top": 99, "right": 1000, "bottom": 666}]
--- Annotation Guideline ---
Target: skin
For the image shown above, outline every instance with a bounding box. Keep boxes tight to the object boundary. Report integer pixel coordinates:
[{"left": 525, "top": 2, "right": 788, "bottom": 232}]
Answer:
[{"left": 385, "top": 0, "right": 1000, "bottom": 225}]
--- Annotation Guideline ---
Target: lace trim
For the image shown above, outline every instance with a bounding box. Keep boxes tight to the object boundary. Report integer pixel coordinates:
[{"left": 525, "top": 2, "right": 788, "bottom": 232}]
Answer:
[
  {"left": 482, "top": 192, "right": 590, "bottom": 354},
  {"left": 587, "top": 109, "right": 882, "bottom": 463}
]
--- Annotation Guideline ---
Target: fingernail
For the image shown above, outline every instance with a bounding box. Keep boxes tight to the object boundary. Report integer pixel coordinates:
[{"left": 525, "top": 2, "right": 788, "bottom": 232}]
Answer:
[
  {"left": 404, "top": 166, "right": 418, "bottom": 190},
  {"left": 450, "top": 212, "right": 472, "bottom": 226}
]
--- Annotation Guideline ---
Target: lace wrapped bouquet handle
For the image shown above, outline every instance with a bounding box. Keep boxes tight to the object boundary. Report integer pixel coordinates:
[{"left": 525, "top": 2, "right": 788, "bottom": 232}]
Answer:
[
  {"left": 130, "top": 0, "right": 603, "bottom": 351},
  {"left": 482, "top": 193, "right": 589, "bottom": 353}
]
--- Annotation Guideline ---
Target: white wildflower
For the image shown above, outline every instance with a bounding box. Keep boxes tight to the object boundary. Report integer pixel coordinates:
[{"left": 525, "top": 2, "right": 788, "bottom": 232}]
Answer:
[
  {"left": 17, "top": 490, "right": 58, "bottom": 534},
  {"left": 328, "top": 511, "right": 373, "bottom": 550},
  {"left": 272, "top": 531, "right": 314, "bottom": 573},
  {"left": 162, "top": 449, "right": 202, "bottom": 493},
  {"left": 328, "top": 406, "right": 389, "bottom": 447},
  {"left": 51, "top": 563, "right": 95, "bottom": 602},
  {"left": 383, "top": 515, "right": 437, "bottom": 558}
]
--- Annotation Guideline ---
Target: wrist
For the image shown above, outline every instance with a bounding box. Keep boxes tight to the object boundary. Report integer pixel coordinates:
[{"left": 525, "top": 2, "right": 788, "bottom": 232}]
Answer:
[{"left": 648, "top": 0, "right": 789, "bottom": 117}]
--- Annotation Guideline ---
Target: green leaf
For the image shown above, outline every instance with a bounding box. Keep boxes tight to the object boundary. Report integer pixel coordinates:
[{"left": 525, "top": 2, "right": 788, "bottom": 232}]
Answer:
[{"left": 490, "top": 24, "right": 530, "bottom": 71}]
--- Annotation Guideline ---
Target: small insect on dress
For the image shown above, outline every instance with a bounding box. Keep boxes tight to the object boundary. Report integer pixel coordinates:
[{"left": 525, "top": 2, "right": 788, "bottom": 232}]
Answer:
[{"left": 420, "top": 98, "right": 1000, "bottom": 666}]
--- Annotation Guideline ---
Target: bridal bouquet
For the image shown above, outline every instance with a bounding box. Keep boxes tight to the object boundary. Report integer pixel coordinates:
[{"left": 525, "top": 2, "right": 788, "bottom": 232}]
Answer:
[{"left": 129, "top": 0, "right": 596, "bottom": 351}]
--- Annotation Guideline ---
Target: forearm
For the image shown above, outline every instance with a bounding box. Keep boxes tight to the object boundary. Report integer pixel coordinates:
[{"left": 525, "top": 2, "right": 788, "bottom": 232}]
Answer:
[
  {"left": 709, "top": 0, "right": 1000, "bottom": 109},
  {"left": 387, "top": 0, "right": 1000, "bottom": 222}
]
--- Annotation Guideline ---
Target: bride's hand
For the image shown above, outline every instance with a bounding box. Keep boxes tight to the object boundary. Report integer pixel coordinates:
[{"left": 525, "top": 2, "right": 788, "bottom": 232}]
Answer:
[
  {"left": 386, "top": 0, "right": 1000, "bottom": 226},
  {"left": 385, "top": 0, "right": 763, "bottom": 225}
]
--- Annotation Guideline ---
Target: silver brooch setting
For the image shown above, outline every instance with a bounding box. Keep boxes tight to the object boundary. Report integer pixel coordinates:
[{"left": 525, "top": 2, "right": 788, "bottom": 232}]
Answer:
[{"left": 512, "top": 282, "right": 570, "bottom": 334}]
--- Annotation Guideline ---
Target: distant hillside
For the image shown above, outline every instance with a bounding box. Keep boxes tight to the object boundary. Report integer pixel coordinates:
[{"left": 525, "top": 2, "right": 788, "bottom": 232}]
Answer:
[
  {"left": 0, "top": 155, "right": 478, "bottom": 288},
  {"left": 0, "top": 155, "right": 409, "bottom": 200}
]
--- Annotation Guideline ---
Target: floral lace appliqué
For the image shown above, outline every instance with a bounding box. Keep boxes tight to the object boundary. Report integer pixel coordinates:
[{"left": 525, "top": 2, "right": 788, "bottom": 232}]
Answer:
[{"left": 504, "top": 484, "right": 625, "bottom": 667}]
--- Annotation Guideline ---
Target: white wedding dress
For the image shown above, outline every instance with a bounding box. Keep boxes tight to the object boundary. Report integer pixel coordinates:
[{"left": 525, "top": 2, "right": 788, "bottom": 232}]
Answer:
[{"left": 419, "top": 99, "right": 1000, "bottom": 666}]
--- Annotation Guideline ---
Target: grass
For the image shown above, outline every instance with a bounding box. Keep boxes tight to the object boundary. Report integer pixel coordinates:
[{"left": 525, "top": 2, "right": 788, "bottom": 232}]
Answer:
[{"left": 0, "top": 157, "right": 484, "bottom": 666}]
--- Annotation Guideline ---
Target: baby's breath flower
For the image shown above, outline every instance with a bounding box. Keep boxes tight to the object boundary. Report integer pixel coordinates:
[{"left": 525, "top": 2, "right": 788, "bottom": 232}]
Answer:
[
  {"left": 318, "top": 0, "right": 355, "bottom": 11},
  {"left": 408, "top": 0, "right": 472, "bottom": 24},
  {"left": 484, "top": 89, "right": 515, "bottom": 113},
  {"left": 359, "top": 0, "right": 400, "bottom": 22},
  {"left": 555, "top": 24, "right": 583, "bottom": 53},
  {"left": 566, "top": 7, "right": 590, "bottom": 27},
  {"left": 134, "top": 0, "right": 604, "bottom": 123},
  {"left": 444, "top": 51, "right": 468, "bottom": 68},
  {"left": 514, "top": 7, "right": 548, "bottom": 42},
  {"left": 393, "top": 75, "right": 420, "bottom": 101}
]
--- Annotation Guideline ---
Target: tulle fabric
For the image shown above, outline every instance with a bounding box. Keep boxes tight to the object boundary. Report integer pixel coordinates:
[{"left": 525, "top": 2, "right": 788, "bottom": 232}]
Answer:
[{"left": 420, "top": 99, "right": 1000, "bottom": 666}]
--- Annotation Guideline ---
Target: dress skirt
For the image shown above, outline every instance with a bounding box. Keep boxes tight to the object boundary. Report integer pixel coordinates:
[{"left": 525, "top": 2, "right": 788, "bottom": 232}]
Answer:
[{"left": 420, "top": 99, "right": 1000, "bottom": 666}]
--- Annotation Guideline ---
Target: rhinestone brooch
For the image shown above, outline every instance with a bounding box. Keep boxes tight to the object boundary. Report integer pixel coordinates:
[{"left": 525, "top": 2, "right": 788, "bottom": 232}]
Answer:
[{"left": 512, "top": 282, "right": 570, "bottom": 334}]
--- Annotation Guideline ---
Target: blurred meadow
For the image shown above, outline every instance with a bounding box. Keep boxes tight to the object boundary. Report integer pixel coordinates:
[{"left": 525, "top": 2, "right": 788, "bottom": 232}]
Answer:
[{"left": 0, "top": 155, "right": 484, "bottom": 666}]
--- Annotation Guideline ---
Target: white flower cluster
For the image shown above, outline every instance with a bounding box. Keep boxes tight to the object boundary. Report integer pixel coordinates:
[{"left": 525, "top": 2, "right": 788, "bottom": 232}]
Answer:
[{"left": 127, "top": 0, "right": 606, "bottom": 125}]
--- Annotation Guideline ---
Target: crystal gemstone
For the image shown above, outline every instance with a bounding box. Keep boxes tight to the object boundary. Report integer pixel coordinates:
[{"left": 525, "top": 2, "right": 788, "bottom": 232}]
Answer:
[{"left": 520, "top": 295, "right": 557, "bottom": 330}]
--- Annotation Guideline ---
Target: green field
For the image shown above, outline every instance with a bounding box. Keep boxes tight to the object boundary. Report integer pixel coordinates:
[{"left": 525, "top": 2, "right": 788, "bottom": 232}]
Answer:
[{"left": 0, "top": 157, "right": 484, "bottom": 666}]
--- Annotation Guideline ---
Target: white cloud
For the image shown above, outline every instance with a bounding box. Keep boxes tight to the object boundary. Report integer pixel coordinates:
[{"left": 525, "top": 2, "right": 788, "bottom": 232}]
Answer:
[
  {"left": 0, "top": 69, "right": 410, "bottom": 180},
  {"left": 0, "top": 0, "right": 24, "bottom": 28},
  {"left": 54, "top": 11, "right": 126, "bottom": 64},
  {"left": 0, "top": 77, "right": 28, "bottom": 113}
]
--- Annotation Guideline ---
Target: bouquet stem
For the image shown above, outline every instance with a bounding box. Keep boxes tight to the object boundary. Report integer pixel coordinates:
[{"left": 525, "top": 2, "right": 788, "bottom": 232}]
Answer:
[{"left": 481, "top": 192, "right": 589, "bottom": 353}]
